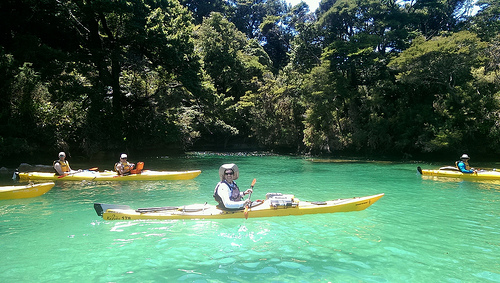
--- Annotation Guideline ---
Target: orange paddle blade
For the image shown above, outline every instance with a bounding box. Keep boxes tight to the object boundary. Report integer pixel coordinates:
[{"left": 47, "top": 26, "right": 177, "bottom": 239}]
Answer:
[{"left": 244, "top": 207, "right": 249, "bottom": 219}]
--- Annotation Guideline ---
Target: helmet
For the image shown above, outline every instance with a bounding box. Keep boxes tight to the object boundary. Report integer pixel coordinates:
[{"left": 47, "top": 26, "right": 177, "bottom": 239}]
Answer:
[
  {"left": 58, "top": 152, "right": 66, "bottom": 157},
  {"left": 120, "top": 153, "right": 128, "bottom": 159},
  {"left": 219, "top": 163, "right": 239, "bottom": 181},
  {"left": 460, "top": 154, "right": 470, "bottom": 159}
]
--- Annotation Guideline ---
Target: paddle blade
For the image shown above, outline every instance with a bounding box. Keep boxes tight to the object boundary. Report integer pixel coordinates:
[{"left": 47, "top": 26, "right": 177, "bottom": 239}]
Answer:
[
  {"left": 251, "top": 178, "right": 256, "bottom": 187},
  {"left": 89, "top": 167, "right": 98, "bottom": 171},
  {"left": 244, "top": 206, "right": 249, "bottom": 219}
]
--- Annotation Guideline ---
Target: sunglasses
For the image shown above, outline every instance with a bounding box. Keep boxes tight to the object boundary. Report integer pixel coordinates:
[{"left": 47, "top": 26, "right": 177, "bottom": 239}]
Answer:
[{"left": 224, "top": 172, "right": 234, "bottom": 175}]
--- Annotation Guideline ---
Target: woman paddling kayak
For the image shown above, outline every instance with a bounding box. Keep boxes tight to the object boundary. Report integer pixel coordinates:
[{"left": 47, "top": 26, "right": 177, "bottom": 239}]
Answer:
[{"left": 213, "top": 164, "right": 253, "bottom": 209}]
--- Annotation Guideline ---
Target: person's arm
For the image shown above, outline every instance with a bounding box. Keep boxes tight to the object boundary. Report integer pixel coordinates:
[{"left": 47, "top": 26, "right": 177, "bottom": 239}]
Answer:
[
  {"left": 217, "top": 184, "right": 246, "bottom": 209},
  {"left": 116, "top": 163, "right": 125, "bottom": 175},
  {"left": 54, "top": 162, "right": 64, "bottom": 175},
  {"left": 458, "top": 162, "right": 475, "bottom": 173},
  {"left": 119, "top": 162, "right": 134, "bottom": 174}
]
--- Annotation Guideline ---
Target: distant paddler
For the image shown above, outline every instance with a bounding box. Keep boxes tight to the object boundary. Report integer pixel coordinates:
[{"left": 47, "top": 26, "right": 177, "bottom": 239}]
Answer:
[
  {"left": 115, "top": 153, "right": 143, "bottom": 176},
  {"left": 53, "top": 152, "right": 77, "bottom": 175},
  {"left": 456, "top": 154, "right": 477, "bottom": 174}
]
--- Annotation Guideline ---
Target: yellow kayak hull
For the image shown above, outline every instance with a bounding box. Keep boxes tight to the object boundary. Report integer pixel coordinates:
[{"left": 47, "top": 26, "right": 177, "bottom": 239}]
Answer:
[
  {"left": 418, "top": 166, "right": 500, "bottom": 180},
  {"left": 0, "top": 182, "right": 55, "bottom": 200},
  {"left": 18, "top": 170, "right": 201, "bottom": 181},
  {"left": 98, "top": 193, "right": 384, "bottom": 220}
]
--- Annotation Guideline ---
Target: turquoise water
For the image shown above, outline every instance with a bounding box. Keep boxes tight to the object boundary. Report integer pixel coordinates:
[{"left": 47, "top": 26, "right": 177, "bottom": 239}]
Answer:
[{"left": 1, "top": 153, "right": 499, "bottom": 282}]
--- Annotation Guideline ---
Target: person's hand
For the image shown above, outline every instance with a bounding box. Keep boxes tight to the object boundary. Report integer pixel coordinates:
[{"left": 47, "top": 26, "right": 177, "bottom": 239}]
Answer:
[
  {"left": 244, "top": 199, "right": 252, "bottom": 206},
  {"left": 244, "top": 188, "right": 253, "bottom": 195}
]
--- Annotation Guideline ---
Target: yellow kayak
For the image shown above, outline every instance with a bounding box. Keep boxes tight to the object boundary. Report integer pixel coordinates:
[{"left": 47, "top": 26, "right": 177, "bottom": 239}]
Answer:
[
  {"left": 417, "top": 166, "right": 500, "bottom": 180},
  {"left": 0, "top": 182, "right": 55, "bottom": 200},
  {"left": 94, "top": 193, "right": 384, "bottom": 220},
  {"left": 17, "top": 170, "right": 201, "bottom": 182}
]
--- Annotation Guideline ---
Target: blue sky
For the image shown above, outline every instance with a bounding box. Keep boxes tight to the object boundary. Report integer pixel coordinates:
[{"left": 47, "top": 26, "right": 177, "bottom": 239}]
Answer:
[
  {"left": 286, "top": 1, "right": 480, "bottom": 15},
  {"left": 287, "top": 0, "right": 320, "bottom": 11}
]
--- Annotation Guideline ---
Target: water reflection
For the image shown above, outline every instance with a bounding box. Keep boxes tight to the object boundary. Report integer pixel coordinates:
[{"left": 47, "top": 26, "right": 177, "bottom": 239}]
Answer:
[{"left": 420, "top": 175, "right": 500, "bottom": 189}]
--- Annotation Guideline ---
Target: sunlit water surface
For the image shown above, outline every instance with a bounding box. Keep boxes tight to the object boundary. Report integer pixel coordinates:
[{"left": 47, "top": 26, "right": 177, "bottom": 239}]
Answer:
[{"left": 1, "top": 154, "right": 499, "bottom": 282}]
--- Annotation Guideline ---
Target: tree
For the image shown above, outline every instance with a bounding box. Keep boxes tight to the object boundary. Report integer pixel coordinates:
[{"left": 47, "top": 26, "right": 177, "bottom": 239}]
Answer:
[
  {"left": 240, "top": 66, "right": 305, "bottom": 152},
  {"left": 180, "top": 0, "right": 229, "bottom": 24},
  {"left": 0, "top": 0, "right": 206, "bottom": 158},
  {"left": 194, "top": 12, "right": 272, "bottom": 148},
  {"left": 229, "top": 0, "right": 293, "bottom": 73},
  {"left": 288, "top": 2, "right": 322, "bottom": 72},
  {"left": 466, "top": 0, "right": 500, "bottom": 41},
  {"left": 388, "top": 31, "right": 496, "bottom": 154}
]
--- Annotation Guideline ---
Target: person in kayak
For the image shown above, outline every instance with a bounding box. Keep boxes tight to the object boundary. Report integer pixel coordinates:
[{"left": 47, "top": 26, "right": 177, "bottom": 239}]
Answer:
[
  {"left": 115, "top": 153, "right": 135, "bottom": 175},
  {"left": 53, "top": 151, "right": 74, "bottom": 175},
  {"left": 213, "top": 163, "right": 253, "bottom": 209},
  {"left": 456, "top": 154, "right": 476, "bottom": 173}
]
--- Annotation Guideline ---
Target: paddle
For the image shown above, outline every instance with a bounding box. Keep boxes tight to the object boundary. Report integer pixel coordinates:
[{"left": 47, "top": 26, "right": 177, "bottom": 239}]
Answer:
[
  {"left": 58, "top": 167, "right": 98, "bottom": 178},
  {"left": 244, "top": 178, "right": 256, "bottom": 219}
]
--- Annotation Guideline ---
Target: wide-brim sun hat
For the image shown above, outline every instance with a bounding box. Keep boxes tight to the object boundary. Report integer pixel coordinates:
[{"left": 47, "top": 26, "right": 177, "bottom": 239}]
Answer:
[
  {"left": 121, "top": 153, "right": 128, "bottom": 159},
  {"left": 461, "top": 154, "right": 470, "bottom": 159},
  {"left": 58, "top": 152, "right": 66, "bottom": 157},
  {"left": 219, "top": 163, "right": 239, "bottom": 181}
]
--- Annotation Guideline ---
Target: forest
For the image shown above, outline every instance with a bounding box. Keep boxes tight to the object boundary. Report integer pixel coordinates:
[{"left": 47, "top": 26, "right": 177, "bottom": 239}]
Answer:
[{"left": 0, "top": 0, "right": 499, "bottom": 162}]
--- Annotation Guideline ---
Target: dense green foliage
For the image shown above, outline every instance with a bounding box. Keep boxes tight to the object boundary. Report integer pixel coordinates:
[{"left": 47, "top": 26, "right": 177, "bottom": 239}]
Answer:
[{"left": 0, "top": 0, "right": 498, "bottom": 161}]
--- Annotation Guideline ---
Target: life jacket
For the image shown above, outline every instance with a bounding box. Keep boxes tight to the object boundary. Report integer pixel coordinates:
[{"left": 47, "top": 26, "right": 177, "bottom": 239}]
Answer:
[
  {"left": 114, "top": 161, "right": 133, "bottom": 174},
  {"left": 456, "top": 160, "right": 471, "bottom": 170},
  {"left": 213, "top": 180, "right": 241, "bottom": 209},
  {"left": 53, "top": 160, "right": 70, "bottom": 175}
]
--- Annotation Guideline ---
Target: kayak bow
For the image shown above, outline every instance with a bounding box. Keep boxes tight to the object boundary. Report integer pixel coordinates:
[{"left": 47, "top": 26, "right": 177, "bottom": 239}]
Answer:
[{"left": 0, "top": 182, "right": 55, "bottom": 200}]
